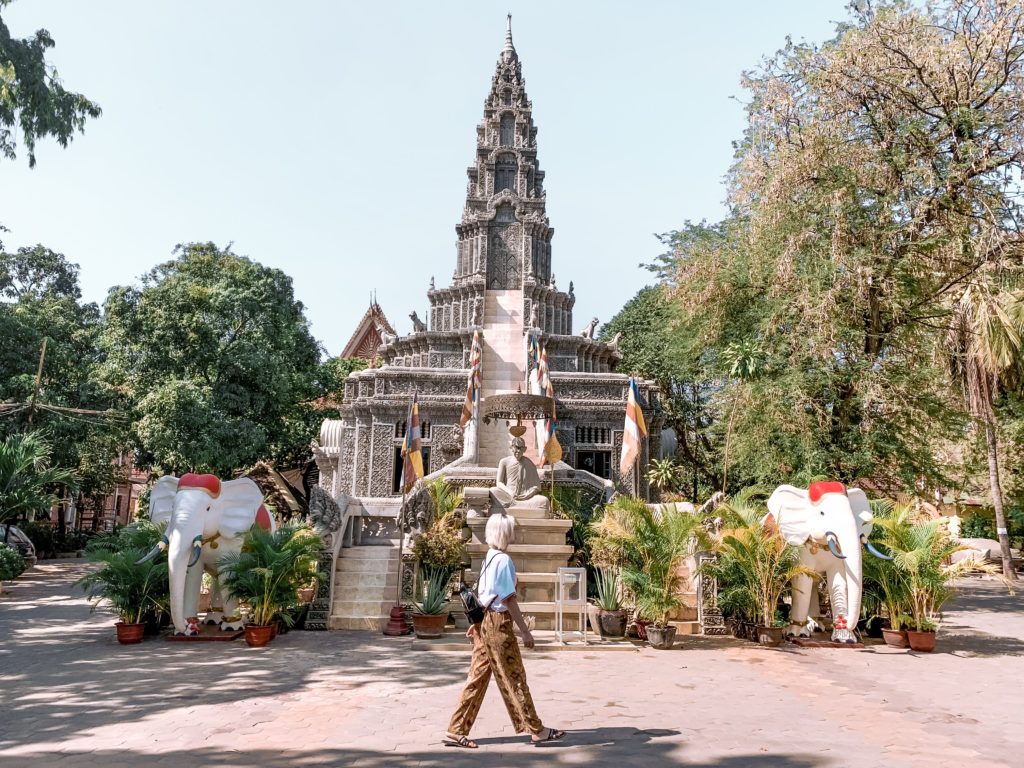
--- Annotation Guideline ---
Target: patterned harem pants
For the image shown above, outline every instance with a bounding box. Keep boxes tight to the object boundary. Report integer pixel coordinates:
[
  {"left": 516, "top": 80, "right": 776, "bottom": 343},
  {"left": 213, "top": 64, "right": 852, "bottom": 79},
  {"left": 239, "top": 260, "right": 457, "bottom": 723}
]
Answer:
[{"left": 447, "top": 610, "right": 544, "bottom": 736}]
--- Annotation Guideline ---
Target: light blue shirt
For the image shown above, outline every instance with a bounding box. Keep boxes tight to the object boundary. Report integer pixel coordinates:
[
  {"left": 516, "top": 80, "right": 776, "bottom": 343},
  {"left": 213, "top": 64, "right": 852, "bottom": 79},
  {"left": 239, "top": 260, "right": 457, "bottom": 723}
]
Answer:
[{"left": 477, "top": 548, "right": 517, "bottom": 613}]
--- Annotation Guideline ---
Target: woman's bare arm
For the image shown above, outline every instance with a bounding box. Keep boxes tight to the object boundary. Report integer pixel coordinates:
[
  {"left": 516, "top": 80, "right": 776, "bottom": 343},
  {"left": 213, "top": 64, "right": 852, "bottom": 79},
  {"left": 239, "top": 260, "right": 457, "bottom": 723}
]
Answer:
[{"left": 504, "top": 595, "right": 535, "bottom": 648}]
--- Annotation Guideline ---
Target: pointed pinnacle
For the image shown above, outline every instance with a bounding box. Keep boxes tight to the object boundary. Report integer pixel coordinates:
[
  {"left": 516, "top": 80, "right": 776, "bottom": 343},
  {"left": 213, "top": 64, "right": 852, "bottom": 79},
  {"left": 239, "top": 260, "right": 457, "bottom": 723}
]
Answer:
[{"left": 503, "top": 13, "right": 516, "bottom": 59}]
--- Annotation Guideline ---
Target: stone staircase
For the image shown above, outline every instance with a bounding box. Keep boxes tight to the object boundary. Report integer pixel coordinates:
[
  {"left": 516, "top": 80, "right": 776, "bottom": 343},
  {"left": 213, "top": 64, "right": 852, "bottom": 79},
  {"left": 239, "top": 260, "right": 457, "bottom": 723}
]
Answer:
[
  {"left": 328, "top": 543, "right": 399, "bottom": 631},
  {"left": 465, "top": 504, "right": 582, "bottom": 631}
]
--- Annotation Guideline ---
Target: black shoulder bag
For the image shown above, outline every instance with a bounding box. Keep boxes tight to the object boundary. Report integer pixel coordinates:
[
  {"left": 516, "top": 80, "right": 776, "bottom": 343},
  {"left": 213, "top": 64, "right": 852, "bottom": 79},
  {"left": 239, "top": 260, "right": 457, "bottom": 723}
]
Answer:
[{"left": 460, "top": 553, "right": 498, "bottom": 626}]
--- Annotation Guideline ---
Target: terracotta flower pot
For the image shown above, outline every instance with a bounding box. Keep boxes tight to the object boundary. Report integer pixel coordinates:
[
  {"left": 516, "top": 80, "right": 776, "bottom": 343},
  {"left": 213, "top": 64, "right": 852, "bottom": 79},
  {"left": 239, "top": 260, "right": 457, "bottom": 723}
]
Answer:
[
  {"left": 758, "top": 626, "right": 785, "bottom": 647},
  {"left": 881, "top": 628, "right": 909, "bottom": 648},
  {"left": 412, "top": 612, "right": 448, "bottom": 639},
  {"left": 298, "top": 587, "right": 315, "bottom": 604},
  {"left": 646, "top": 624, "right": 677, "bottom": 650},
  {"left": 598, "top": 609, "right": 627, "bottom": 638},
  {"left": 906, "top": 629, "right": 936, "bottom": 652},
  {"left": 115, "top": 621, "right": 145, "bottom": 645},
  {"left": 244, "top": 624, "right": 274, "bottom": 647}
]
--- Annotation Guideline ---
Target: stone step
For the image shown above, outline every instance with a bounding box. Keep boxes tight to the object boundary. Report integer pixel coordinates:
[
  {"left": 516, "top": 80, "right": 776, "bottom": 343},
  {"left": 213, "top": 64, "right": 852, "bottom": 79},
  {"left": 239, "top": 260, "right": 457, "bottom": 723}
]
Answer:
[
  {"left": 668, "top": 620, "right": 703, "bottom": 635},
  {"left": 467, "top": 543, "right": 573, "bottom": 574},
  {"left": 467, "top": 517, "right": 570, "bottom": 546},
  {"left": 334, "top": 571, "right": 399, "bottom": 589},
  {"left": 339, "top": 546, "right": 401, "bottom": 559},
  {"left": 336, "top": 557, "right": 399, "bottom": 573},
  {"left": 515, "top": 602, "right": 585, "bottom": 631},
  {"left": 463, "top": 571, "right": 560, "bottom": 604},
  {"left": 330, "top": 615, "right": 388, "bottom": 631},
  {"left": 332, "top": 599, "right": 394, "bottom": 617},
  {"left": 336, "top": 585, "right": 398, "bottom": 603}
]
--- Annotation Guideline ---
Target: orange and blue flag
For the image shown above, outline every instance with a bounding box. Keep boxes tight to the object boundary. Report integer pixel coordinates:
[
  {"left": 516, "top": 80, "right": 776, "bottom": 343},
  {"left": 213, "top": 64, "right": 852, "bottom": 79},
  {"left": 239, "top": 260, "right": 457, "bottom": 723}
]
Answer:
[
  {"left": 460, "top": 329, "right": 482, "bottom": 428},
  {"left": 402, "top": 394, "right": 424, "bottom": 492},
  {"left": 619, "top": 377, "right": 647, "bottom": 476}
]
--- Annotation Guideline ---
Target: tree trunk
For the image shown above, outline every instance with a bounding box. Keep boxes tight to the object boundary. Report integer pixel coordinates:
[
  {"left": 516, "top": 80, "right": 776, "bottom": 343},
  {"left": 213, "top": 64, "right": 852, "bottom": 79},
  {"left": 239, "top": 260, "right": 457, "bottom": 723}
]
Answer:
[
  {"left": 721, "top": 390, "right": 744, "bottom": 493},
  {"left": 984, "top": 420, "right": 1017, "bottom": 580}
]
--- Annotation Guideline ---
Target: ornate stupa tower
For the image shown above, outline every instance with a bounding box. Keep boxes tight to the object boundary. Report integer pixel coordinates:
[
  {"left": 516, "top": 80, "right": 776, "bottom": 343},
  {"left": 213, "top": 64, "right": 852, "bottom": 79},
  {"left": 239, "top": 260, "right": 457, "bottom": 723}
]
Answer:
[
  {"left": 312, "top": 18, "right": 661, "bottom": 632},
  {"left": 427, "top": 16, "right": 577, "bottom": 464}
]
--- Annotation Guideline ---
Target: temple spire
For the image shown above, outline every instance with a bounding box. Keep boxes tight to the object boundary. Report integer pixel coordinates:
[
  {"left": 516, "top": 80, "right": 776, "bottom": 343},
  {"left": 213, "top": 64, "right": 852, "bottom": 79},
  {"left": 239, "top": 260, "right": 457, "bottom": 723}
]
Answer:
[{"left": 502, "top": 13, "right": 517, "bottom": 63}]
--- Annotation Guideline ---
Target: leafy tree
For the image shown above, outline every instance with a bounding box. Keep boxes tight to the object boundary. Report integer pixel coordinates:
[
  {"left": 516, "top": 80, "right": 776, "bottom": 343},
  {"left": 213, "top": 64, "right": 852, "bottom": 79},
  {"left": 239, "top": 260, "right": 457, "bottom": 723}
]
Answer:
[
  {"left": 0, "top": 246, "right": 125, "bottom": 531},
  {"left": 101, "top": 243, "right": 322, "bottom": 477},
  {"left": 661, "top": 1, "right": 1024, "bottom": 495},
  {"left": 601, "top": 282, "right": 719, "bottom": 497},
  {"left": 0, "top": 0, "right": 101, "bottom": 167},
  {"left": 0, "top": 431, "right": 78, "bottom": 539}
]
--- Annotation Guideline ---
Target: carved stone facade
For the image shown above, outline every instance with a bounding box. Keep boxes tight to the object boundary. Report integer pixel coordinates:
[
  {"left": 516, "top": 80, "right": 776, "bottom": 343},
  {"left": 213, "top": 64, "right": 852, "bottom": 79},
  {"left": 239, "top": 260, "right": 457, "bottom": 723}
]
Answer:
[{"left": 316, "top": 21, "right": 664, "bottom": 630}]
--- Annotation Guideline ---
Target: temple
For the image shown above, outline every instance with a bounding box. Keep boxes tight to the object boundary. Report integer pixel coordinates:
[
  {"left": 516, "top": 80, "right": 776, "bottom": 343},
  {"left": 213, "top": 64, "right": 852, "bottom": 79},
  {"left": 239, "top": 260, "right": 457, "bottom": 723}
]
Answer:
[{"left": 311, "top": 18, "right": 662, "bottom": 632}]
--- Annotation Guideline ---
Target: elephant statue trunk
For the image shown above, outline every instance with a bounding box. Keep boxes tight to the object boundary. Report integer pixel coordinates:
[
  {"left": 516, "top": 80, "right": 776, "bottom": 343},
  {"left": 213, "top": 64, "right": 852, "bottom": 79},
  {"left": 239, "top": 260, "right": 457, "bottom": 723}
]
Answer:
[{"left": 167, "top": 506, "right": 207, "bottom": 635}]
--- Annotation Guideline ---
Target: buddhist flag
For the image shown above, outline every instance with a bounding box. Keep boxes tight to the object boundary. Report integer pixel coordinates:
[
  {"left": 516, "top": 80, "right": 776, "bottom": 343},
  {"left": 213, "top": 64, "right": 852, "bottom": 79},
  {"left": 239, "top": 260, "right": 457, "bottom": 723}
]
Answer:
[
  {"left": 460, "top": 329, "right": 482, "bottom": 427},
  {"left": 536, "top": 347, "right": 562, "bottom": 466},
  {"left": 402, "top": 394, "right": 424, "bottom": 492},
  {"left": 619, "top": 377, "right": 647, "bottom": 477}
]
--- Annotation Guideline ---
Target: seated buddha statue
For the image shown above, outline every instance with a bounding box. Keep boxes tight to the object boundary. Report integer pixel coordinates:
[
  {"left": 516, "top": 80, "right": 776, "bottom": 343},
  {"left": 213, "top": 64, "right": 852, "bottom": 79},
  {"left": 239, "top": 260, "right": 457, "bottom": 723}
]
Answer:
[{"left": 489, "top": 436, "right": 550, "bottom": 513}]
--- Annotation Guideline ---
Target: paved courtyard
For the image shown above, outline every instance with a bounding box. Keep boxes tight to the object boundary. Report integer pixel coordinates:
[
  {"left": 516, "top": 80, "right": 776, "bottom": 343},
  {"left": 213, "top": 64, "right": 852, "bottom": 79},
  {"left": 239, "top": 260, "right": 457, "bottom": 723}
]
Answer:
[{"left": 1, "top": 560, "right": 1022, "bottom": 768}]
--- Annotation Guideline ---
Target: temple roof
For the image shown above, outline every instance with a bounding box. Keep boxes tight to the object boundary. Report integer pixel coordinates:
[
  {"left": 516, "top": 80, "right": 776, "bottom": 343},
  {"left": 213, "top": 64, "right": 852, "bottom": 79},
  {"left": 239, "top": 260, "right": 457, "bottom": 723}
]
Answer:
[{"left": 340, "top": 302, "right": 394, "bottom": 360}]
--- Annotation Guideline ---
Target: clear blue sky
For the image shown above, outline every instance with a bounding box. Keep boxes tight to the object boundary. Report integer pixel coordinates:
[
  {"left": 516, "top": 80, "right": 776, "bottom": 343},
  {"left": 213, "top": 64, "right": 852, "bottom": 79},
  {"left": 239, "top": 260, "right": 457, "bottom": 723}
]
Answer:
[{"left": 0, "top": 1, "right": 850, "bottom": 356}]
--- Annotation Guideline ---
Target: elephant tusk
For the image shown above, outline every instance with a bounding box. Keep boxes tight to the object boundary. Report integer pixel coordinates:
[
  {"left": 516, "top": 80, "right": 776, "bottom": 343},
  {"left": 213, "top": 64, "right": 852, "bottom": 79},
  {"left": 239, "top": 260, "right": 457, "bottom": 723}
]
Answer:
[
  {"left": 135, "top": 537, "right": 168, "bottom": 565},
  {"left": 825, "top": 531, "right": 846, "bottom": 559},
  {"left": 861, "top": 533, "right": 894, "bottom": 560},
  {"left": 187, "top": 535, "right": 203, "bottom": 567}
]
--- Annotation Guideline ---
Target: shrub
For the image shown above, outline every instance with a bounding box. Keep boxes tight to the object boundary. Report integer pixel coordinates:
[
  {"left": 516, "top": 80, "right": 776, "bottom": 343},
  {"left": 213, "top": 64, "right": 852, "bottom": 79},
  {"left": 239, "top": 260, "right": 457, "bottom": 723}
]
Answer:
[{"left": 0, "top": 543, "right": 26, "bottom": 582}]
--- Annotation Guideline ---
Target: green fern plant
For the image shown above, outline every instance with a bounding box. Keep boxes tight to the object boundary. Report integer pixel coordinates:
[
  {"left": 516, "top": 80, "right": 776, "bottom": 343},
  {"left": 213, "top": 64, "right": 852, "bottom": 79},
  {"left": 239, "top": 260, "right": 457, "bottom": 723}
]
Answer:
[
  {"left": 870, "top": 503, "right": 1010, "bottom": 631},
  {"left": 591, "top": 496, "right": 711, "bottom": 627},
  {"left": 77, "top": 521, "right": 170, "bottom": 625},
  {"left": 219, "top": 522, "right": 322, "bottom": 627}
]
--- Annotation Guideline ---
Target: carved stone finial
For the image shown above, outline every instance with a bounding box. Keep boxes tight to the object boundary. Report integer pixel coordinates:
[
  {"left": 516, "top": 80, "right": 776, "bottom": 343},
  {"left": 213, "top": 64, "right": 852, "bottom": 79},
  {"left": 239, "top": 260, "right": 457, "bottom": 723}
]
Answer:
[
  {"left": 569, "top": 280, "right": 574, "bottom": 298},
  {"left": 429, "top": 276, "right": 435, "bottom": 291},
  {"left": 503, "top": 14, "right": 516, "bottom": 60}
]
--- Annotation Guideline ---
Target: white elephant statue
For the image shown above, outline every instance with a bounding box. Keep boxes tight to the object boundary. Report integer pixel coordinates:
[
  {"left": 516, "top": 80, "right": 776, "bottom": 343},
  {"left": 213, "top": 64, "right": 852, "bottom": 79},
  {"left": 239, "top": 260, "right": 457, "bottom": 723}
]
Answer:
[
  {"left": 137, "top": 473, "right": 275, "bottom": 636},
  {"left": 767, "top": 481, "right": 892, "bottom": 643}
]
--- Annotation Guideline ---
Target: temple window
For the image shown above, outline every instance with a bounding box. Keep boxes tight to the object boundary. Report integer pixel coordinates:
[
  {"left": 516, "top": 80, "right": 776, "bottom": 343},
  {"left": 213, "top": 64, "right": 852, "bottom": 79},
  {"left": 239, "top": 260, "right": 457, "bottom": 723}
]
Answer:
[
  {"left": 576, "top": 450, "right": 611, "bottom": 479},
  {"left": 392, "top": 445, "right": 432, "bottom": 494},
  {"left": 496, "top": 155, "right": 517, "bottom": 192},
  {"left": 503, "top": 91, "right": 512, "bottom": 106},
  {"left": 500, "top": 115, "right": 514, "bottom": 146},
  {"left": 496, "top": 204, "right": 515, "bottom": 223}
]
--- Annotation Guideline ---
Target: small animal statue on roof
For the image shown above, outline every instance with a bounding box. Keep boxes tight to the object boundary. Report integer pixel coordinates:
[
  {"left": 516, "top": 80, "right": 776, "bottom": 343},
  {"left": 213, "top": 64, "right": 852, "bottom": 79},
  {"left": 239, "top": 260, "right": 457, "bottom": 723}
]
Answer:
[
  {"left": 375, "top": 321, "right": 397, "bottom": 346},
  {"left": 409, "top": 311, "right": 427, "bottom": 333},
  {"left": 580, "top": 317, "right": 599, "bottom": 339}
]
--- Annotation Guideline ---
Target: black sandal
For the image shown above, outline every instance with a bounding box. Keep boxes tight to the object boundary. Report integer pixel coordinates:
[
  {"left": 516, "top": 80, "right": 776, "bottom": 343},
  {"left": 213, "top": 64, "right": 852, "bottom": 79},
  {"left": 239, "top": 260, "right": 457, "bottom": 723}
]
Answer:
[
  {"left": 532, "top": 728, "right": 566, "bottom": 744},
  {"left": 443, "top": 732, "right": 478, "bottom": 749}
]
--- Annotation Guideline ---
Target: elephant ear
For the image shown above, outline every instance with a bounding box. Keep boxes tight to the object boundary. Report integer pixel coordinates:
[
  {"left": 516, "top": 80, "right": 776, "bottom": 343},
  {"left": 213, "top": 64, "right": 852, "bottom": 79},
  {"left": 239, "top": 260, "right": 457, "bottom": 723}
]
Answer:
[
  {"left": 848, "top": 488, "right": 873, "bottom": 534},
  {"left": 766, "top": 484, "right": 813, "bottom": 546},
  {"left": 149, "top": 476, "right": 179, "bottom": 527},
  {"left": 218, "top": 478, "right": 271, "bottom": 538}
]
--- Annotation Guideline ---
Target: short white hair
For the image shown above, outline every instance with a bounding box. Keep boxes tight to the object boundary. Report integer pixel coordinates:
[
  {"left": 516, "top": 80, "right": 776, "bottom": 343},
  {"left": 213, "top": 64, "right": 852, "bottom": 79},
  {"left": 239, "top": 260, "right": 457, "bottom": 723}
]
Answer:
[{"left": 485, "top": 513, "right": 516, "bottom": 551}]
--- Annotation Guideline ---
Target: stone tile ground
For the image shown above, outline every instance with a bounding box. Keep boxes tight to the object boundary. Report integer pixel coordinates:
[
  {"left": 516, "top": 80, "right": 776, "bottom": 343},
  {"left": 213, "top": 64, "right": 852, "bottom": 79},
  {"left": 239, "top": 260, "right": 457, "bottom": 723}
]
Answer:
[{"left": 1, "top": 559, "right": 1022, "bottom": 768}]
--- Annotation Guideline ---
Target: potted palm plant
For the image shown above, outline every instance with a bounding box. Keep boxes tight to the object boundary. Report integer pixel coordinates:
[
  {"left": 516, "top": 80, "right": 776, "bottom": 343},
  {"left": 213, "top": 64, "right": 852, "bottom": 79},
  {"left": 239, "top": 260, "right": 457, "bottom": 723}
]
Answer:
[
  {"left": 705, "top": 492, "right": 815, "bottom": 648},
  {"left": 592, "top": 497, "right": 710, "bottom": 650},
  {"left": 77, "top": 522, "right": 170, "bottom": 644},
  {"left": 219, "top": 522, "right": 322, "bottom": 647},
  {"left": 871, "top": 503, "right": 1007, "bottom": 652}
]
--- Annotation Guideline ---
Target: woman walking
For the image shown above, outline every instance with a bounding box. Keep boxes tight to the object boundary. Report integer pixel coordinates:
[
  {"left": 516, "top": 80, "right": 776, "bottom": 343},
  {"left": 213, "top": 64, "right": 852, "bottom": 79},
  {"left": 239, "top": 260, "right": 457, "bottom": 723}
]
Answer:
[{"left": 444, "top": 513, "right": 566, "bottom": 748}]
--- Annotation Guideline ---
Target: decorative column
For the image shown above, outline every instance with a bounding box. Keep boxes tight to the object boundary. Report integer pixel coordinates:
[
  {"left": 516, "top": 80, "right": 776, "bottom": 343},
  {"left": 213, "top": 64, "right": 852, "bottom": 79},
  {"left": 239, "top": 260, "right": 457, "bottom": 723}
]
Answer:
[{"left": 696, "top": 552, "right": 727, "bottom": 635}]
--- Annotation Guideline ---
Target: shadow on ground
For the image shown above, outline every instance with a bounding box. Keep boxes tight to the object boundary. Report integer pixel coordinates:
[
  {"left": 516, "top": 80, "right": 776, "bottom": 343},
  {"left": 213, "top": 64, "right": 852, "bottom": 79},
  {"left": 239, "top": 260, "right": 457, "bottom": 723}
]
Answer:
[
  {"left": 0, "top": 733, "right": 834, "bottom": 768},
  {"left": 0, "top": 560, "right": 469, "bottom": 749}
]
